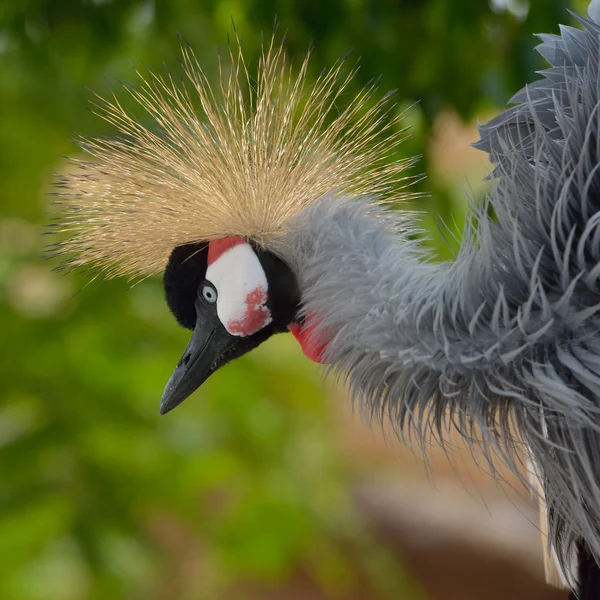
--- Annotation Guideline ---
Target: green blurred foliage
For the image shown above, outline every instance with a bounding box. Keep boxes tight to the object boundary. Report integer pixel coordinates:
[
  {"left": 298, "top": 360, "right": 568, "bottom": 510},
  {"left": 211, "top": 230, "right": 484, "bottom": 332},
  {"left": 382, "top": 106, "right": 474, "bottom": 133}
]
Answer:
[{"left": 0, "top": 0, "right": 587, "bottom": 598}]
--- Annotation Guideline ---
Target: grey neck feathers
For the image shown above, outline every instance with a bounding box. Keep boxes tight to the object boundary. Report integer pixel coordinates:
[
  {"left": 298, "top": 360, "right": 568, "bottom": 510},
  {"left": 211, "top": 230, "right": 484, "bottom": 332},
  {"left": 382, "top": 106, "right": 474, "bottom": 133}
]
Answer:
[{"left": 276, "top": 9, "right": 600, "bottom": 590}]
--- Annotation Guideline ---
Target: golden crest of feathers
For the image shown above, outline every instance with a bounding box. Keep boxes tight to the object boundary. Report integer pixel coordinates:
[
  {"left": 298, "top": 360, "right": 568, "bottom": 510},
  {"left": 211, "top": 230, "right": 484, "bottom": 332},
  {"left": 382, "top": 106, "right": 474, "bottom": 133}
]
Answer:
[{"left": 51, "top": 35, "right": 415, "bottom": 279}]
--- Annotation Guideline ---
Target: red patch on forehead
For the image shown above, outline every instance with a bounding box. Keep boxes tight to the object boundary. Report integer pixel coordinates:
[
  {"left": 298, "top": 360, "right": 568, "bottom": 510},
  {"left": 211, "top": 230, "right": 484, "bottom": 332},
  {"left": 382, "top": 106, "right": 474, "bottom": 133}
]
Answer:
[
  {"left": 207, "top": 236, "right": 245, "bottom": 265},
  {"left": 227, "top": 287, "right": 271, "bottom": 336}
]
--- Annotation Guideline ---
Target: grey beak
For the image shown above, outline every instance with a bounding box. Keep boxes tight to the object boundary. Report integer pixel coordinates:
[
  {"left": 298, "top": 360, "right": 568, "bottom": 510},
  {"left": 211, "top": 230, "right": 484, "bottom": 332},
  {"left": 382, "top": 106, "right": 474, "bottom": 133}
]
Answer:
[{"left": 159, "top": 311, "right": 235, "bottom": 415}]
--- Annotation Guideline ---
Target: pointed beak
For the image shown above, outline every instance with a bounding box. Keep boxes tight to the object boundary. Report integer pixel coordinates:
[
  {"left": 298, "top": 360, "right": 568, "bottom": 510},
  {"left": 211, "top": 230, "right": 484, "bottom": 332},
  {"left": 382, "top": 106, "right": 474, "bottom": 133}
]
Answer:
[{"left": 160, "top": 312, "right": 235, "bottom": 415}]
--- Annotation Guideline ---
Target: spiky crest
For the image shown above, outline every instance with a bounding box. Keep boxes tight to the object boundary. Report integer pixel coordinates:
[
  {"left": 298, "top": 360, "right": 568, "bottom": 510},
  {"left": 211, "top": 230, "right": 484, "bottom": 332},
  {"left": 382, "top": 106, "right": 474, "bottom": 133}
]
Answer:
[{"left": 49, "top": 35, "right": 416, "bottom": 279}]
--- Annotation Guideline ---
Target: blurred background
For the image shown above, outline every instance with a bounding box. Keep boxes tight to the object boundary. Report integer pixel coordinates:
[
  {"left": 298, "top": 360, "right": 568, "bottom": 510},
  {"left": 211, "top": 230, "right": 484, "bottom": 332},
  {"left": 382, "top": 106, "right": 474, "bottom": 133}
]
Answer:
[{"left": 0, "top": 0, "right": 591, "bottom": 599}]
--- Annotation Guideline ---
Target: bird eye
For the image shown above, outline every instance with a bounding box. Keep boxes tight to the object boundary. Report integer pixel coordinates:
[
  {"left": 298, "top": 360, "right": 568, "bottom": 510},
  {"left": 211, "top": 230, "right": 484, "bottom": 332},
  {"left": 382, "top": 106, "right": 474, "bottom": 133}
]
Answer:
[{"left": 200, "top": 283, "right": 217, "bottom": 304}]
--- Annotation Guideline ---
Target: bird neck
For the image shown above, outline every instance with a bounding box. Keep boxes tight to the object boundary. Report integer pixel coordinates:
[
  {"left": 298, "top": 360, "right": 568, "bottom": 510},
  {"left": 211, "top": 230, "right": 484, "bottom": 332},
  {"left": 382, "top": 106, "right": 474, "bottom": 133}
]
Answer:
[
  {"left": 274, "top": 194, "right": 551, "bottom": 455},
  {"left": 277, "top": 194, "right": 564, "bottom": 377},
  {"left": 275, "top": 195, "right": 464, "bottom": 370}
]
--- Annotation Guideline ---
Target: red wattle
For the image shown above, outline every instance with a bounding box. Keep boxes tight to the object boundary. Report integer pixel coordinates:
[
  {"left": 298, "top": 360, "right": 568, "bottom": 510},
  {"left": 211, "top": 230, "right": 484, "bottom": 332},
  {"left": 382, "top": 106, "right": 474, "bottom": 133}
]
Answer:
[{"left": 288, "top": 321, "right": 329, "bottom": 364}]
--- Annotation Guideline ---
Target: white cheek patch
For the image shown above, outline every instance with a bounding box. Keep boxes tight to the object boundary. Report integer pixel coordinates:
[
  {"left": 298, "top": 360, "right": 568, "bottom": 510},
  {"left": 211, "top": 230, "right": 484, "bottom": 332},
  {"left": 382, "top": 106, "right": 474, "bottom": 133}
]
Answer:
[{"left": 206, "top": 242, "right": 272, "bottom": 337}]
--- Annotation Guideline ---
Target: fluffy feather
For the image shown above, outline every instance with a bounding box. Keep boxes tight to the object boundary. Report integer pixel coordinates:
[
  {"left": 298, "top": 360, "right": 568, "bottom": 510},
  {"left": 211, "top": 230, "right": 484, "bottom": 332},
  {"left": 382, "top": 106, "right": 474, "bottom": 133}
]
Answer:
[
  {"left": 272, "top": 10, "right": 600, "bottom": 589},
  {"left": 49, "top": 37, "right": 414, "bottom": 278}
]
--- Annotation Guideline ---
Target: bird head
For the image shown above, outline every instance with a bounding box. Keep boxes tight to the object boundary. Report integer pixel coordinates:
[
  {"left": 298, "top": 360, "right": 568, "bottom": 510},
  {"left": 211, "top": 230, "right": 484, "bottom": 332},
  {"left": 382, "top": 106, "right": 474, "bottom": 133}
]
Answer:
[
  {"left": 49, "top": 36, "right": 408, "bottom": 414},
  {"left": 160, "top": 236, "right": 326, "bottom": 414}
]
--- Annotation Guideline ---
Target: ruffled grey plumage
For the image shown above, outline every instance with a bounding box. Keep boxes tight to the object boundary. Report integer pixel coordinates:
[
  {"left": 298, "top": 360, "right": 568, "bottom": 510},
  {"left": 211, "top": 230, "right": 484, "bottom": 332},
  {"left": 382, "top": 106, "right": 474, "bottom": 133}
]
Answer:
[{"left": 277, "top": 7, "right": 600, "bottom": 591}]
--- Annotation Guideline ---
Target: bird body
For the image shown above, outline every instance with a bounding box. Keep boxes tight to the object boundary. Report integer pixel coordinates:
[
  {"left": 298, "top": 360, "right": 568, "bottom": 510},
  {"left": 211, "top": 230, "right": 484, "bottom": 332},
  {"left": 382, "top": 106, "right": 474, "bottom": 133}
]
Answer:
[{"left": 51, "top": 4, "right": 600, "bottom": 598}]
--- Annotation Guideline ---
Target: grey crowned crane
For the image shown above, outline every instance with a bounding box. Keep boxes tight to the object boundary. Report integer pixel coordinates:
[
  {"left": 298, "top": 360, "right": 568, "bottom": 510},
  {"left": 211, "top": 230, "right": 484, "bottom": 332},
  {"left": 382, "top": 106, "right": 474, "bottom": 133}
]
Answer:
[{"left": 50, "top": 1, "right": 600, "bottom": 597}]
